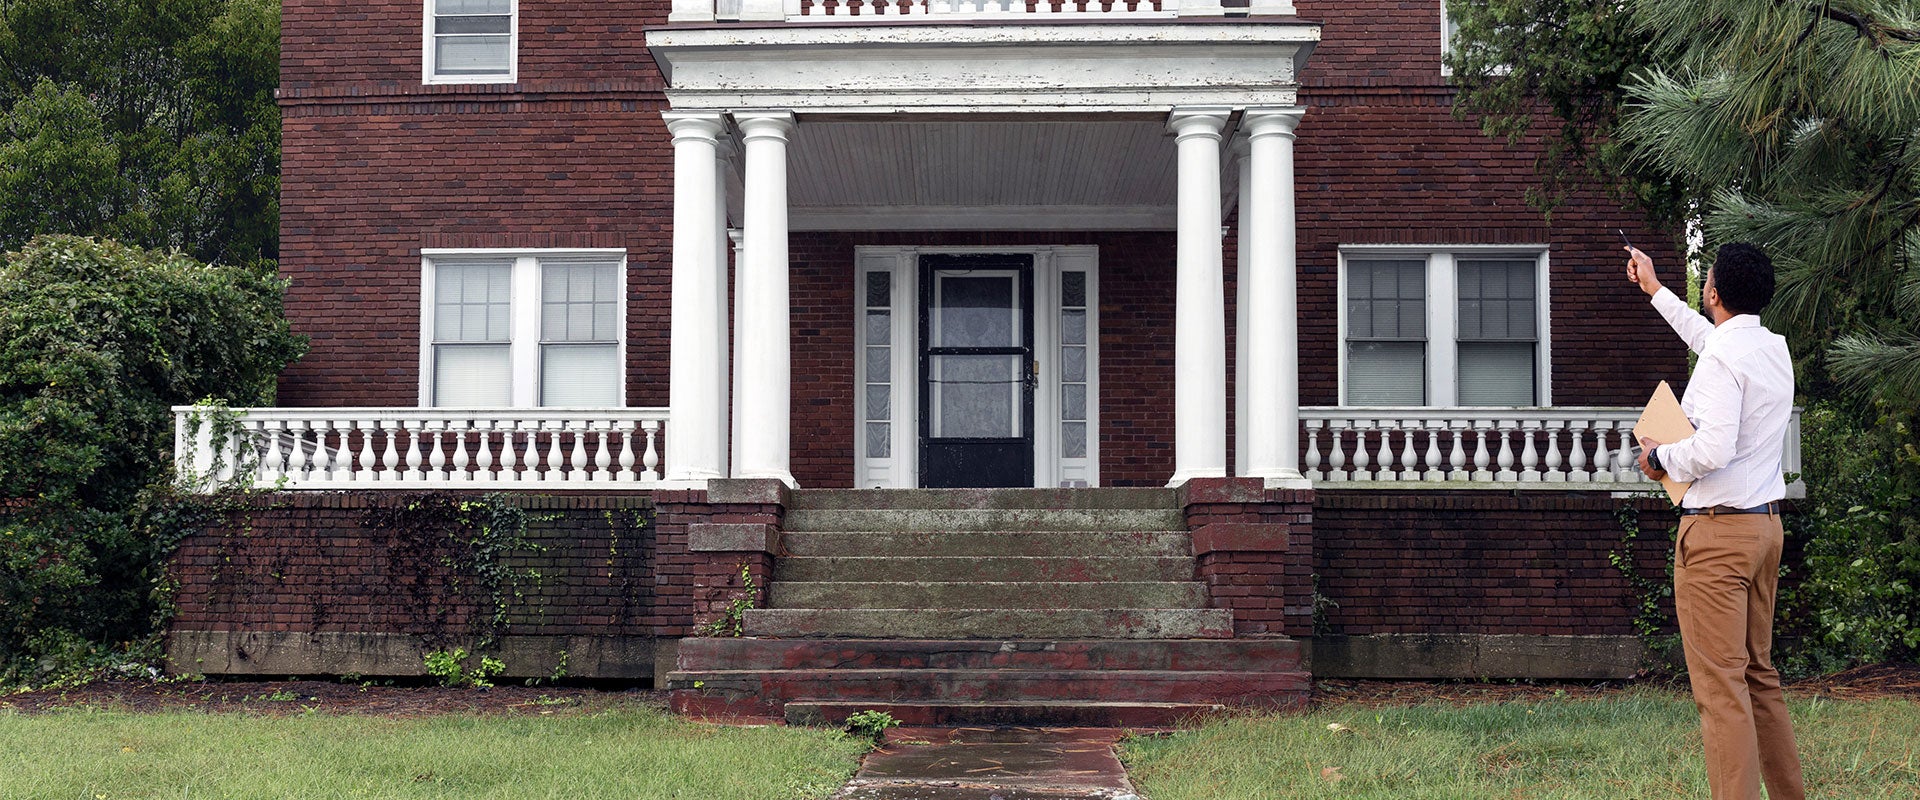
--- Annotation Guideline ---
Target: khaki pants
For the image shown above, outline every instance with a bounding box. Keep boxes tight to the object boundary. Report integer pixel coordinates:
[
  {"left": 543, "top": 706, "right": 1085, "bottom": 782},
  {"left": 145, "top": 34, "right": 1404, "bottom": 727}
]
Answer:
[{"left": 1674, "top": 511, "right": 1806, "bottom": 800}]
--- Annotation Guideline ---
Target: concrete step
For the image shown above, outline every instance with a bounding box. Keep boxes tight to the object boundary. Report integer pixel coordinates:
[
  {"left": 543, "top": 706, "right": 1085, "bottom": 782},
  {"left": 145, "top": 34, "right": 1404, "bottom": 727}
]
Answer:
[
  {"left": 781, "top": 700, "right": 1240, "bottom": 727},
  {"left": 781, "top": 507, "right": 1188, "bottom": 533},
  {"left": 788, "top": 488, "right": 1179, "bottom": 511},
  {"left": 743, "top": 608, "right": 1234, "bottom": 639},
  {"left": 667, "top": 668, "right": 1311, "bottom": 705},
  {"left": 776, "top": 555, "right": 1194, "bottom": 583},
  {"left": 768, "top": 581, "right": 1208, "bottom": 610},
  {"left": 781, "top": 530, "right": 1192, "bottom": 558},
  {"left": 675, "top": 638, "right": 1307, "bottom": 673}
]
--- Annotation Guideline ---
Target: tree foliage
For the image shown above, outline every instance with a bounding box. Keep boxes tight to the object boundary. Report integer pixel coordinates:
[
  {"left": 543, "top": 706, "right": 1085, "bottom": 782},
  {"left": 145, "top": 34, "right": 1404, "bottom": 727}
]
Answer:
[
  {"left": 0, "top": 235, "right": 304, "bottom": 684},
  {"left": 0, "top": 0, "right": 281, "bottom": 265}
]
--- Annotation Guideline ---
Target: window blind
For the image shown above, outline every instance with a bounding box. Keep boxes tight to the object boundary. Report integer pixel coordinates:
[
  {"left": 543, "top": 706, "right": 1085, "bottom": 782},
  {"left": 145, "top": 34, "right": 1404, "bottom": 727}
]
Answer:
[
  {"left": 433, "top": 0, "right": 511, "bottom": 77},
  {"left": 1346, "top": 259, "right": 1427, "bottom": 404},
  {"left": 538, "top": 258, "right": 620, "bottom": 407}
]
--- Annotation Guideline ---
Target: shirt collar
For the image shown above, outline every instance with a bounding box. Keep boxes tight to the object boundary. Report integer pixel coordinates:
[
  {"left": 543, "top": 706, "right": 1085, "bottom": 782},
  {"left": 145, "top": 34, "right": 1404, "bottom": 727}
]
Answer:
[{"left": 1705, "top": 314, "right": 1763, "bottom": 346}]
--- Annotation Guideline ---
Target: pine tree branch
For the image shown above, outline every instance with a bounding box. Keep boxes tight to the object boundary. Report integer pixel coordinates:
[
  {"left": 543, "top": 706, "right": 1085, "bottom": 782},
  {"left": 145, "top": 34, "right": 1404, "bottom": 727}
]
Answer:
[{"left": 1812, "top": 3, "right": 1920, "bottom": 49}]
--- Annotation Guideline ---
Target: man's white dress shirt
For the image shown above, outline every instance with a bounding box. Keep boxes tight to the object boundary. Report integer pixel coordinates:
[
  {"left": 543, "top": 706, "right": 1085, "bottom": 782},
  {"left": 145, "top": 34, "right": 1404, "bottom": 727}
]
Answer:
[{"left": 1650, "top": 287, "right": 1795, "bottom": 509}]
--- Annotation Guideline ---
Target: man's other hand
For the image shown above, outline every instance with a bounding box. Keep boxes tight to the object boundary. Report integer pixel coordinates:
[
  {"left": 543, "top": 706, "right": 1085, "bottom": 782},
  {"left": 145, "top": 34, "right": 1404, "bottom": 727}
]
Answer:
[
  {"left": 1637, "top": 435, "right": 1667, "bottom": 481},
  {"left": 1626, "top": 247, "right": 1662, "bottom": 297}
]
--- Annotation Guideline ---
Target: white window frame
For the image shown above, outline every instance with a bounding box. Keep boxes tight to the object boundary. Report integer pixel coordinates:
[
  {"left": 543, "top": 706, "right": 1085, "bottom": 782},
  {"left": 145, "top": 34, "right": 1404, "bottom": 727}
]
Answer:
[
  {"left": 853, "top": 245, "right": 1100, "bottom": 489},
  {"left": 1337, "top": 245, "right": 1552, "bottom": 408},
  {"left": 420, "top": 248, "right": 628, "bottom": 407},
  {"left": 423, "top": 0, "right": 519, "bottom": 86}
]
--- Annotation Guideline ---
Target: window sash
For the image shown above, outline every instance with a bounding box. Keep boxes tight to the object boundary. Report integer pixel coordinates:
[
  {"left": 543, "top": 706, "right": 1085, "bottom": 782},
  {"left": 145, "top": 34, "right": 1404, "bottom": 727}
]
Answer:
[
  {"left": 426, "top": 253, "right": 624, "bottom": 409},
  {"left": 430, "top": 0, "right": 513, "bottom": 79},
  {"left": 1342, "top": 251, "right": 1543, "bottom": 407}
]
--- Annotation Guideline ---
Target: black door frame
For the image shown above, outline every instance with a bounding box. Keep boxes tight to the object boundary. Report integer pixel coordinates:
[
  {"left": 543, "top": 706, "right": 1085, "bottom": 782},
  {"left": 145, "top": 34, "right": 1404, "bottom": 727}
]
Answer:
[{"left": 917, "top": 253, "right": 1037, "bottom": 488}]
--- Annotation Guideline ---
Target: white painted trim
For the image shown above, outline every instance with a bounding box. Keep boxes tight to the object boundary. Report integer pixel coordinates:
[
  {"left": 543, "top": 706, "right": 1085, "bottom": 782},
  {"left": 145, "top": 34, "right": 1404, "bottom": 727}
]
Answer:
[
  {"left": 792, "top": 205, "right": 1175, "bottom": 232},
  {"left": 420, "top": 249, "right": 629, "bottom": 409},
  {"left": 851, "top": 244, "right": 1099, "bottom": 488},
  {"left": 422, "top": 0, "right": 519, "bottom": 86},
  {"left": 1336, "top": 245, "right": 1552, "bottom": 408}
]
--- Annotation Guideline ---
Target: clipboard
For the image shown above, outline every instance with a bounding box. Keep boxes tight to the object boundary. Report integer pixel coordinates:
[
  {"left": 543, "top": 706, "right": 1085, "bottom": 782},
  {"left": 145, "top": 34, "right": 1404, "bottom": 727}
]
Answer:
[{"left": 1633, "top": 380, "right": 1694, "bottom": 505}]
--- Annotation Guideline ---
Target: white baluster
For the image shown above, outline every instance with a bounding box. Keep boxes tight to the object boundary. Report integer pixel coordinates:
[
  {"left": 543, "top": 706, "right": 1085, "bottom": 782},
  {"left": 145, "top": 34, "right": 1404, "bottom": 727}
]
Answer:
[
  {"left": 1422, "top": 419, "right": 1444, "bottom": 481},
  {"left": 1303, "top": 424, "right": 1323, "bottom": 481},
  {"left": 450, "top": 419, "right": 472, "bottom": 483},
  {"left": 642, "top": 420, "right": 662, "bottom": 482},
  {"left": 618, "top": 422, "right": 638, "bottom": 482},
  {"left": 261, "top": 420, "right": 285, "bottom": 484},
  {"left": 1543, "top": 420, "right": 1565, "bottom": 482},
  {"left": 545, "top": 420, "right": 567, "bottom": 484},
  {"left": 1398, "top": 420, "right": 1419, "bottom": 480},
  {"left": 1327, "top": 419, "right": 1348, "bottom": 481},
  {"left": 1375, "top": 422, "right": 1395, "bottom": 481},
  {"left": 1592, "top": 423, "right": 1617, "bottom": 483},
  {"left": 1495, "top": 421, "right": 1518, "bottom": 481},
  {"left": 569, "top": 421, "right": 591, "bottom": 483},
  {"left": 1350, "top": 425, "right": 1371, "bottom": 482},
  {"left": 404, "top": 421, "right": 425, "bottom": 482},
  {"left": 520, "top": 420, "right": 542, "bottom": 482},
  {"left": 1446, "top": 420, "right": 1469, "bottom": 481},
  {"left": 1519, "top": 419, "right": 1542, "bottom": 482},
  {"left": 1568, "top": 419, "right": 1590, "bottom": 482},
  {"left": 474, "top": 419, "right": 496, "bottom": 483},
  {"left": 499, "top": 420, "right": 520, "bottom": 483},
  {"left": 316, "top": 421, "right": 341, "bottom": 482},
  {"left": 382, "top": 419, "right": 401, "bottom": 482},
  {"left": 356, "top": 420, "right": 377, "bottom": 483},
  {"left": 286, "top": 420, "right": 311, "bottom": 483},
  {"left": 1617, "top": 425, "right": 1639, "bottom": 481},
  {"left": 595, "top": 421, "right": 615, "bottom": 481},
  {"left": 427, "top": 422, "right": 448, "bottom": 483},
  {"left": 1471, "top": 422, "right": 1493, "bottom": 481}
]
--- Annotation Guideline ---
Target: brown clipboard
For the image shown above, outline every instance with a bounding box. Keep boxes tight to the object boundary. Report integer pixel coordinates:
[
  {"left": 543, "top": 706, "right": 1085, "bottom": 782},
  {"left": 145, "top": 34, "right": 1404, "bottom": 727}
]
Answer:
[{"left": 1633, "top": 380, "right": 1695, "bottom": 505}]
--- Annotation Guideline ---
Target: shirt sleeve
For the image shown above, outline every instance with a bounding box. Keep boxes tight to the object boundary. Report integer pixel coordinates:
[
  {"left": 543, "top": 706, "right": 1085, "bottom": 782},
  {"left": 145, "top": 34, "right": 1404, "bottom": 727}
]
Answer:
[
  {"left": 1651, "top": 287, "right": 1713, "bottom": 355},
  {"left": 1658, "top": 351, "right": 1742, "bottom": 482}
]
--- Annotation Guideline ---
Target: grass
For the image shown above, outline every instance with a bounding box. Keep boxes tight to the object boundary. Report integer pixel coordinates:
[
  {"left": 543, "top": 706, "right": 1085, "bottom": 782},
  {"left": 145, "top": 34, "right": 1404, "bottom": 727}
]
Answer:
[
  {"left": 1122, "top": 690, "right": 1920, "bottom": 799},
  {"left": 0, "top": 701, "right": 867, "bottom": 800}
]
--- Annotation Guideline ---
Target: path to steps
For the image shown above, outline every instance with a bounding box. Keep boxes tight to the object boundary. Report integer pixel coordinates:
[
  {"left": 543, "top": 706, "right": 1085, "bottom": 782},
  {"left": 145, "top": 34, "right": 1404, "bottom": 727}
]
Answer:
[{"left": 830, "top": 727, "right": 1144, "bottom": 800}]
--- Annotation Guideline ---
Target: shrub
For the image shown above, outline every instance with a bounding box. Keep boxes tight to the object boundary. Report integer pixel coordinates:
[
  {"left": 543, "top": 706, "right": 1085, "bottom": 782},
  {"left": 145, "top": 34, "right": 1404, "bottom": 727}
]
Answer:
[{"left": 0, "top": 235, "right": 304, "bottom": 686}]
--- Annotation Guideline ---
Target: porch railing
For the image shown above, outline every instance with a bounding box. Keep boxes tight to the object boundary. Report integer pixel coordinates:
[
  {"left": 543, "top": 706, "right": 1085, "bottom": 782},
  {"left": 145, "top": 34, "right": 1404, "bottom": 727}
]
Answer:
[
  {"left": 1300, "top": 406, "right": 1805, "bottom": 496},
  {"left": 173, "top": 407, "right": 667, "bottom": 490},
  {"left": 672, "top": 0, "right": 1290, "bottom": 22}
]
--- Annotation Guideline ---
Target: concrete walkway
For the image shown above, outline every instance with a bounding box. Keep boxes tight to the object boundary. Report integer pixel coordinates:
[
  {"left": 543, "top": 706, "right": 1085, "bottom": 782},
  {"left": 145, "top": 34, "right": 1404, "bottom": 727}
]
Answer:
[{"left": 830, "top": 727, "right": 1144, "bottom": 800}]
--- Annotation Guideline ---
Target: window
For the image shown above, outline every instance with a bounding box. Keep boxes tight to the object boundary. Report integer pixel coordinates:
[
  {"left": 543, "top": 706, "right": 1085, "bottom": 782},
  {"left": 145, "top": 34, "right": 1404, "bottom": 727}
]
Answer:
[
  {"left": 1340, "top": 248, "right": 1548, "bottom": 407},
  {"left": 426, "top": 0, "right": 515, "bottom": 84},
  {"left": 423, "top": 251, "right": 625, "bottom": 407}
]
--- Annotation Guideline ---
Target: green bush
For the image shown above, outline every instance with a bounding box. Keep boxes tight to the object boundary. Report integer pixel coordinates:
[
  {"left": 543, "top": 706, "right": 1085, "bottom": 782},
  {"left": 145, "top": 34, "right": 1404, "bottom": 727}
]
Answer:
[
  {"left": 1779, "top": 402, "right": 1920, "bottom": 675},
  {"left": 0, "top": 234, "right": 304, "bottom": 686}
]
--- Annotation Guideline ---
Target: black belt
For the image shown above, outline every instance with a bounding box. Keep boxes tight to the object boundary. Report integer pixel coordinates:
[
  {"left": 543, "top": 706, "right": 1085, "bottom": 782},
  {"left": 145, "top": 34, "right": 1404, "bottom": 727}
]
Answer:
[{"left": 1678, "top": 502, "right": 1781, "bottom": 516}]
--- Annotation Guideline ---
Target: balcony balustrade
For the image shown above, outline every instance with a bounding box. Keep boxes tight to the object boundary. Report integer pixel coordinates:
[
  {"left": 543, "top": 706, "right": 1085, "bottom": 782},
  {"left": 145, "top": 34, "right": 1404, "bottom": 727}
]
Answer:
[
  {"left": 173, "top": 407, "right": 668, "bottom": 490},
  {"left": 671, "top": 0, "right": 1290, "bottom": 23}
]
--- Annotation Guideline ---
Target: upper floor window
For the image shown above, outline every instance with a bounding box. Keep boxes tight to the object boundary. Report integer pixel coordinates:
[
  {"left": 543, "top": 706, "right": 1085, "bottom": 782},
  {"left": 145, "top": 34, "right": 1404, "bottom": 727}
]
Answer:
[
  {"left": 423, "top": 251, "right": 625, "bottom": 407},
  {"left": 426, "top": 0, "right": 516, "bottom": 84},
  {"left": 1340, "top": 247, "right": 1549, "bottom": 407}
]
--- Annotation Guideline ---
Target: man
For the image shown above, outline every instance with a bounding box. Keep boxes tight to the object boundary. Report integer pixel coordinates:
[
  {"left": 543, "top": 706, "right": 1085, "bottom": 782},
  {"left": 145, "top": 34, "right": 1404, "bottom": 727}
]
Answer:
[{"left": 1627, "top": 242, "right": 1806, "bottom": 800}]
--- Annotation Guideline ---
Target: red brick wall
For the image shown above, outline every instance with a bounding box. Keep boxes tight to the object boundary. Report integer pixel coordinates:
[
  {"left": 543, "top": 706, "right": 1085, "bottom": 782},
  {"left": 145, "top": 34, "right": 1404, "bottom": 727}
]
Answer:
[
  {"left": 170, "top": 493, "right": 667, "bottom": 641},
  {"left": 1313, "top": 491, "right": 1678, "bottom": 635}
]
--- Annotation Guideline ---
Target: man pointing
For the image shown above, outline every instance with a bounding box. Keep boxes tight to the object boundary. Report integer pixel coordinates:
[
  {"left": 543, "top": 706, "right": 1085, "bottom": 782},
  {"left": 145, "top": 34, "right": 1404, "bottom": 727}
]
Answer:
[{"left": 1627, "top": 242, "right": 1805, "bottom": 800}]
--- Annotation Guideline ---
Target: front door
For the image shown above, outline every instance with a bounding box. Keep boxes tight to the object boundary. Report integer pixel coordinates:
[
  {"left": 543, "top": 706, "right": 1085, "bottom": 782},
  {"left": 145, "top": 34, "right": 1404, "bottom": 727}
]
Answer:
[{"left": 918, "top": 254, "right": 1036, "bottom": 488}]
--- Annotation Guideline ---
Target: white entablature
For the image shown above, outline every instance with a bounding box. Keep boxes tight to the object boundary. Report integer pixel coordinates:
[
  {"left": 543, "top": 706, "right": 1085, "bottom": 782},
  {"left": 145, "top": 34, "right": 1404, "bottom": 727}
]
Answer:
[{"left": 645, "top": 23, "right": 1319, "bottom": 114}]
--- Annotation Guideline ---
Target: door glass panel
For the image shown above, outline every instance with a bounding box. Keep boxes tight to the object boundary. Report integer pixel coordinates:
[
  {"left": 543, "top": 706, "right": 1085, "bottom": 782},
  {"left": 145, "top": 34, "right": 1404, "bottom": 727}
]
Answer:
[
  {"left": 931, "top": 354, "right": 1020, "bottom": 438},
  {"left": 934, "top": 275, "right": 1017, "bottom": 348}
]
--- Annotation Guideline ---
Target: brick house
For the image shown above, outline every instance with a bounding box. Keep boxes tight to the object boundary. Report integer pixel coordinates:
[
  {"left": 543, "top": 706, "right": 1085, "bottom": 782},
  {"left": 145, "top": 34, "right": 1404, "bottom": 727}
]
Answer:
[{"left": 166, "top": 1, "right": 1802, "bottom": 724}]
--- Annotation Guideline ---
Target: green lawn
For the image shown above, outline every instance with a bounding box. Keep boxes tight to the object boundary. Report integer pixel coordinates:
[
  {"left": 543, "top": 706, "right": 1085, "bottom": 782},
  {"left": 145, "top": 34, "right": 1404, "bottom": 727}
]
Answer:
[
  {"left": 0, "top": 701, "right": 867, "bottom": 800},
  {"left": 1122, "top": 691, "right": 1920, "bottom": 799}
]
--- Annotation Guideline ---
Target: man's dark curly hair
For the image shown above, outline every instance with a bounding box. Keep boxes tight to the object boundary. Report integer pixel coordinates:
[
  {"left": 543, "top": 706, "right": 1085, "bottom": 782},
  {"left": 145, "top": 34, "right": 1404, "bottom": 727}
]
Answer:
[{"left": 1710, "top": 242, "right": 1775, "bottom": 315}]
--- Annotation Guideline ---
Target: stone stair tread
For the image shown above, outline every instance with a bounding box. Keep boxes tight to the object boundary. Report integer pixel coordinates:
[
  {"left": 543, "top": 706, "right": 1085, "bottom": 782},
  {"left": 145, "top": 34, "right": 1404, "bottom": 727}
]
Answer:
[
  {"left": 778, "top": 700, "right": 1242, "bottom": 727},
  {"left": 675, "top": 637, "right": 1305, "bottom": 673},
  {"left": 788, "top": 488, "right": 1180, "bottom": 511},
  {"left": 782, "top": 508, "right": 1189, "bottom": 533},
  {"left": 670, "top": 667, "right": 1308, "bottom": 705},
  {"left": 743, "top": 607, "right": 1234, "bottom": 639},
  {"left": 776, "top": 555, "right": 1196, "bottom": 583},
  {"left": 768, "top": 580, "right": 1208, "bottom": 610},
  {"left": 781, "top": 530, "right": 1192, "bottom": 557}
]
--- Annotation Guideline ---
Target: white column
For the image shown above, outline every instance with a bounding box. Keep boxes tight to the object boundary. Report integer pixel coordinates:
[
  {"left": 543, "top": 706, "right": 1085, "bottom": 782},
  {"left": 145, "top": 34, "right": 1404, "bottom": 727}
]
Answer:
[
  {"left": 727, "top": 228, "right": 746, "bottom": 475},
  {"left": 663, "top": 111, "right": 727, "bottom": 484},
  {"left": 1243, "top": 108, "right": 1309, "bottom": 487},
  {"left": 1232, "top": 136, "right": 1251, "bottom": 478},
  {"left": 1167, "top": 107, "right": 1231, "bottom": 487},
  {"left": 733, "top": 111, "right": 798, "bottom": 487}
]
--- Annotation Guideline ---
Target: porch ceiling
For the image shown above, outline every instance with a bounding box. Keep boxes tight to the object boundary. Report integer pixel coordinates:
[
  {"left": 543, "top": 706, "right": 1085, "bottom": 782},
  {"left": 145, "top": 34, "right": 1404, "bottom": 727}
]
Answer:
[{"left": 777, "top": 118, "right": 1181, "bottom": 231}]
